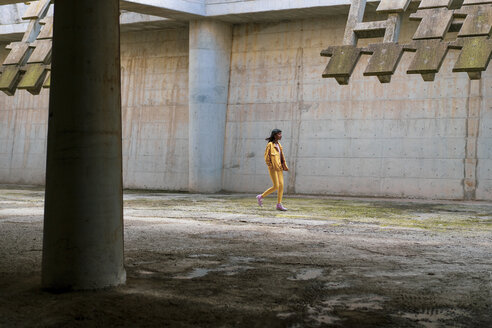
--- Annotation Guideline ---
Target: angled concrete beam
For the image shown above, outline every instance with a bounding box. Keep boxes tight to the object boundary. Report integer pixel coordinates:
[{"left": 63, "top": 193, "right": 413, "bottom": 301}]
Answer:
[
  {"left": 120, "top": 11, "right": 169, "bottom": 24},
  {"left": 206, "top": 0, "right": 353, "bottom": 16},
  {"left": 0, "top": 0, "right": 392, "bottom": 22},
  {"left": 0, "top": 1, "right": 205, "bottom": 20},
  {"left": 0, "top": 21, "right": 26, "bottom": 37},
  {"left": 0, "top": 13, "right": 179, "bottom": 41},
  {"left": 120, "top": 0, "right": 205, "bottom": 19}
]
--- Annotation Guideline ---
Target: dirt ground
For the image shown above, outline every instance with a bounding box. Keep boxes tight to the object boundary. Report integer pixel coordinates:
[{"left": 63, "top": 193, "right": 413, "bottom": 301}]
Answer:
[{"left": 0, "top": 186, "right": 491, "bottom": 328}]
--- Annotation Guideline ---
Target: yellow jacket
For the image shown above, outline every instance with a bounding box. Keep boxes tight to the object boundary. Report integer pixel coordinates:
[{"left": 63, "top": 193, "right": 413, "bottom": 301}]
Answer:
[{"left": 264, "top": 142, "right": 288, "bottom": 171}]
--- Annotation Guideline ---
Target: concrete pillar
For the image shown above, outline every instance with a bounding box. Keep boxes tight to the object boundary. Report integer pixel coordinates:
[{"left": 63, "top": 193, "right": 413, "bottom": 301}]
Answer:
[
  {"left": 41, "top": 0, "right": 126, "bottom": 290},
  {"left": 189, "top": 20, "right": 232, "bottom": 192},
  {"left": 463, "top": 79, "right": 481, "bottom": 200}
]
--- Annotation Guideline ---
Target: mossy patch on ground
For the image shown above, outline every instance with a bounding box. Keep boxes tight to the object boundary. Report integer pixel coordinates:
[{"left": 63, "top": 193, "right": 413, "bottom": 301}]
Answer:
[
  {"left": 1, "top": 186, "right": 490, "bottom": 231},
  {"left": 123, "top": 193, "right": 492, "bottom": 232}
]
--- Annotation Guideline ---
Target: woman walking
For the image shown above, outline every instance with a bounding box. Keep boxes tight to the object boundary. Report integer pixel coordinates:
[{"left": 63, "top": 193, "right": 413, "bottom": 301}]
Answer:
[{"left": 256, "top": 129, "right": 288, "bottom": 211}]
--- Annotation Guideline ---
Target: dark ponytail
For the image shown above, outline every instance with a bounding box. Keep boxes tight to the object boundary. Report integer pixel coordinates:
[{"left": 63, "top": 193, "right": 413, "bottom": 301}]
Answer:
[{"left": 266, "top": 129, "right": 282, "bottom": 143}]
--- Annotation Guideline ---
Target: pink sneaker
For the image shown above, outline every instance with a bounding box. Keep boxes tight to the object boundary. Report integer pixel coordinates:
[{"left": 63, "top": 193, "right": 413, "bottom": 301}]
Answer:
[
  {"left": 256, "top": 194, "right": 263, "bottom": 207},
  {"left": 276, "top": 203, "right": 287, "bottom": 211}
]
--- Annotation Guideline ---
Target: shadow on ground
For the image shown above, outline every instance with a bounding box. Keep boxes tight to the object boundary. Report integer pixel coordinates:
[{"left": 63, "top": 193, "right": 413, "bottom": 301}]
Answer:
[{"left": 0, "top": 187, "right": 491, "bottom": 327}]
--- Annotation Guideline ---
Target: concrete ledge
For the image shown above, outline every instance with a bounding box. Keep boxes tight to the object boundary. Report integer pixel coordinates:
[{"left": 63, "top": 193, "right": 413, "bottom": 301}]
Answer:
[
  {"left": 206, "top": 0, "right": 352, "bottom": 16},
  {"left": 120, "top": 0, "right": 205, "bottom": 19},
  {"left": 0, "top": 21, "right": 25, "bottom": 41}
]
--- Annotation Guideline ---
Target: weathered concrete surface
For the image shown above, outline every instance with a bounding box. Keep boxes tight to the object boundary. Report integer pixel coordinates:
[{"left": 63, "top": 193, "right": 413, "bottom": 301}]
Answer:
[
  {"left": 120, "top": 0, "right": 205, "bottom": 20},
  {"left": 0, "top": 15, "right": 490, "bottom": 200},
  {"left": 0, "top": 28, "right": 191, "bottom": 190},
  {"left": 0, "top": 5, "right": 184, "bottom": 41},
  {"left": 0, "top": 0, "right": 357, "bottom": 24},
  {"left": 224, "top": 16, "right": 492, "bottom": 200},
  {"left": 121, "top": 29, "right": 190, "bottom": 191},
  {"left": 42, "top": 0, "right": 125, "bottom": 290},
  {"left": 477, "top": 75, "right": 492, "bottom": 199},
  {"left": 188, "top": 20, "right": 232, "bottom": 192},
  {"left": 0, "top": 3, "right": 23, "bottom": 24},
  {"left": 0, "top": 39, "right": 48, "bottom": 184},
  {"left": 0, "top": 186, "right": 491, "bottom": 326}
]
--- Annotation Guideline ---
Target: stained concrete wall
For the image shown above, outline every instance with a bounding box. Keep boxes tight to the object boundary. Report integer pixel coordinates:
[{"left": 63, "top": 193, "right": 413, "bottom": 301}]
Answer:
[
  {"left": 0, "top": 28, "right": 190, "bottom": 190},
  {"left": 0, "top": 86, "right": 49, "bottom": 185},
  {"left": 222, "top": 16, "right": 492, "bottom": 200},
  {"left": 0, "top": 42, "right": 48, "bottom": 184},
  {"left": 477, "top": 76, "right": 492, "bottom": 199},
  {"left": 121, "top": 28, "right": 189, "bottom": 190},
  {"left": 0, "top": 16, "right": 490, "bottom": 200}
]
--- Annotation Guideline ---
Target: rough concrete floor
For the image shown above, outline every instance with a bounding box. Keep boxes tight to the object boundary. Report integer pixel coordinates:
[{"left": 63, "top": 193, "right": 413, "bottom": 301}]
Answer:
[{"left": 0, "top": 186, "right": 491, "bottom": 328}]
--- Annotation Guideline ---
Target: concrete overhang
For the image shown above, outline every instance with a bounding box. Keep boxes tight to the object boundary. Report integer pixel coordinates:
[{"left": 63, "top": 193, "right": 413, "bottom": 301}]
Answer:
[
  {"left": 0, "top": 21, "right": 25, "bottom": 41},
  {"left": 122, "top": 0, "right": 392, "bottom": 23},
  {"left": 120, "top": 0, "right": 205, "bottom": 20},
  {"left": 121, "top": 0, "right": 359, "bottom": 21},
  {"left": 0, "top": 0, "right": 422, "bottom": 39},
  {"left": 207, "top": 0, "right": 353, "bottom": 16},
  {"left": 0, "top": 0, "right": 373, "bottom": 21},
  {"left": 0, "top": 0, "right": 207, "bottom": 19},
  {"left": 0, "top": 4, "right": 184, "bottom": 42},
  {"left": 0, "top": 0, "right": 356, "bottom": 40},
  {"left": 120, "top": 11, "right": 186, "bottom": 32}
]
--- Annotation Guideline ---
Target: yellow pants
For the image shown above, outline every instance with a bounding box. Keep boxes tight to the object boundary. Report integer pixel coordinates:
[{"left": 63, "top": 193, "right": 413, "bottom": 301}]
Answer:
[{"left": 262, "top": 167, "right": 284, "bottom": 204}]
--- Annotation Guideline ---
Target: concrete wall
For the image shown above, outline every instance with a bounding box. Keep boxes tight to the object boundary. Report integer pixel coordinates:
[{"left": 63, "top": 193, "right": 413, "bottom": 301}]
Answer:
[
  {"left": 121, "top": 28, "right": 189, "bottom": 190},
  {"left": 0, "top": 28, "right": 190, "bottom": 190},
  {"left": 222, "top": 16, "right": 492, "bottom": 200},
  {"left": 477, "top": 76, "right": 492, "bottom": 199},
  {"left": 0, "top": 44, "right": 49, "bottom": 184},
  {"left": 0, "top": 4, "right": 23, "bottom": 24},
  {"left": 0, "top": 15, "right": 490, "bottom": 200}
]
